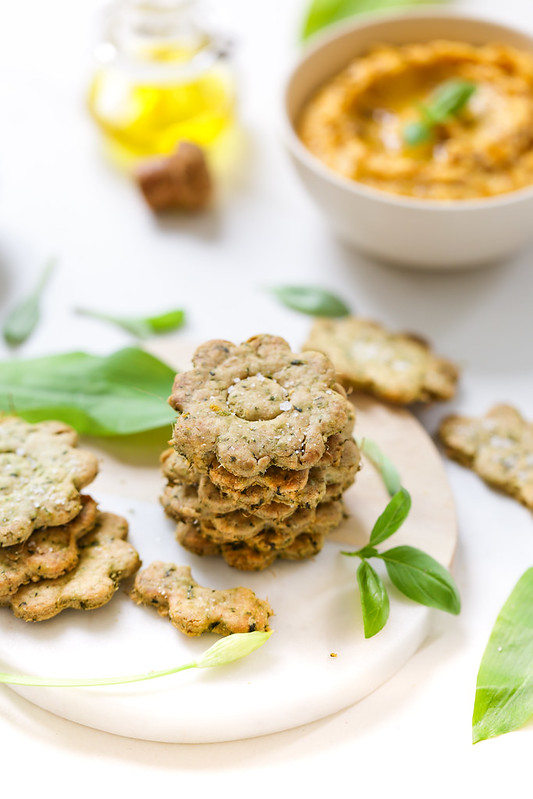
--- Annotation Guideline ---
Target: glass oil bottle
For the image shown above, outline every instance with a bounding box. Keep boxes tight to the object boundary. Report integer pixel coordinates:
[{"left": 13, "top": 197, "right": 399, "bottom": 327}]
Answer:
[{"left": 88, "top": 0, "right": 236, "bottom": 167}]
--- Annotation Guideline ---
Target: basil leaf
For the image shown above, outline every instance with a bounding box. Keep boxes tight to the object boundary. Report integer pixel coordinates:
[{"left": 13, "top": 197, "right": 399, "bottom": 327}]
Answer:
[
  {"left": 301, "top": 0, "right": 438, "bottom": 41},
  {"left": 403, "top": 120, "right": 432, "bottom": 147},
  {"left": 379, "top": 545, "right": 461, "bottom": 614},
  {"left": 0, "top": 347, "right": 176, "bottom": 436},
  {"left": 269, "top": 285, "right": 350, "bottom": 317},
  {"left": 403, "top": 79, "right": 476, "bottom": 146},
  {"left": 472, "top": 569, "right": 533, "bottom": 744},
  {"left": 76, "top": 307, "right": 186, "bottom": 339},
  {"left": 144, "top": 309, "right": 185, "bottom": 335},
  {"left": 2, "top": 259, "right": 55, "bottom": 346},
  {"left": 357, "top": 437, "right": 402, "bottom": 496},
  {"left": 427, "top": 79, "right": 476, "bottom": 123},
  {"left": 369, "top": 488, "right": 411, "bottom": 546},
  {"left": 357, "top": 560, "right": 390, "bottom": 638},
  {"left": 342, "top": 545, "right": 379, "bottom": 559}
]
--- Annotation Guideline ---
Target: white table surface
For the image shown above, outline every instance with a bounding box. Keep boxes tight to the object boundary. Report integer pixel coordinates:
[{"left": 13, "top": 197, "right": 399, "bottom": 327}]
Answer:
[{"left": 1, "top": 0, "right": 532, "bottom": 794}]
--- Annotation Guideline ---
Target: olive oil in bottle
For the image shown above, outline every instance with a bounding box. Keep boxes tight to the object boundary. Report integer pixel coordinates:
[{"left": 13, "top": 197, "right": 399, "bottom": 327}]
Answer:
[{"left": 88, "top": 0, "right": 236, "bottom": 165}]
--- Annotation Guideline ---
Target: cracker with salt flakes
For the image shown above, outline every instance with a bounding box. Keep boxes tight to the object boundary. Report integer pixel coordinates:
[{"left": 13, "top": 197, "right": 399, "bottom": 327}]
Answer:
[
  {"left": 0, "top": 495, "right": 97, "bottom": 600},
  {"left": 7, "top": 512, "right": 140, "bottom": 622},
  {"left": 305, "top": 317, "right": 459, "bottom": 405},
  {"left": 440, "top": 404, "right": 533, "bottom": 509},
  {"left": 0, "top": 417, "right": 99, "bottom": 547}
]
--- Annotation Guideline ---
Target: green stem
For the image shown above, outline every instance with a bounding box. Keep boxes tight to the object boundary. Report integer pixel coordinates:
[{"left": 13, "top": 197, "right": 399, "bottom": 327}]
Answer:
[{"left": 0, "top": 661, "right": 198, "bottom": 688}]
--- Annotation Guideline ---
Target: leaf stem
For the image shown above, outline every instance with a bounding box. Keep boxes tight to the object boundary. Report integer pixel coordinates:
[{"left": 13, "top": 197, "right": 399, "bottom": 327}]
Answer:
[
  {"left": 0, "top": 662, "right": 197, "bottom": 688},
  {"left": 0, "top": 631, "right": 273, "bottom": 688}
]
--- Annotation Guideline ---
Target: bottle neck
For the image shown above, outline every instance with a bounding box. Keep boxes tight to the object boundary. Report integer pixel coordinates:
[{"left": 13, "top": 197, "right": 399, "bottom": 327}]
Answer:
[{"left": 95, "top": 0, "right": 228, "bottom": 82}]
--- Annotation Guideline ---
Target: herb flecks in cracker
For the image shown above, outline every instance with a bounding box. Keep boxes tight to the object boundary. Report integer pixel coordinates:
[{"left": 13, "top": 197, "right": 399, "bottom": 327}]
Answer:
[
  {"left": 170, "top": 335, "right": 354, "bottom": 477},
  {"left": 0, "top": 495, "right": 97, "bottom": 600},
  {"left": 440, "top": 404, "right": 533, "bottom": 509},
  {"left": 6, "top": 512, "right": 140, "bottom": 621},
  {"left": 0, "top": 418, "right": 99, "bottom": 546},
  {"left": 130, "top": 562, "right": 272, "bottom": 635},
  {"left": 305, "top": 317, "right": 459, "bottom": 405}
]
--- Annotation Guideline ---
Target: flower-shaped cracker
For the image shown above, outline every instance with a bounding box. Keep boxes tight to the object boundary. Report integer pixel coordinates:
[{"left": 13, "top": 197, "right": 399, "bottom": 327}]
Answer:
[
  {"left": 305, "top": 317, "right": 459, "bottom": 404},
  {"left": 0, "top": 495, "right": 97, "bottom": 600},
  {"left": 7, "top": 512, "right": 141, "bottom": 621},
  {"left": 0, "top": 418, "right": 99, "bottom": 546},
  {"left": 169, "top": 335, "right": 353, "bottom": 477},
  {"left": 439, "top": 404, "right": 533, "bottom": 509}
]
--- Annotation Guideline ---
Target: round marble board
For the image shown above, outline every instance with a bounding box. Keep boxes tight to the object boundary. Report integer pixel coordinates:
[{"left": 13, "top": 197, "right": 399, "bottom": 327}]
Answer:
[{"left": 0, "top": 340, "right": 457, "bottom": 742}]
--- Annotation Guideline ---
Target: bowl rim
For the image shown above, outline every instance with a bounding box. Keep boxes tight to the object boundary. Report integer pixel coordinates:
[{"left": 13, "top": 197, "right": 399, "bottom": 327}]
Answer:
[{"left": 283, "top": 7, "right": 533, "bottom": 212}]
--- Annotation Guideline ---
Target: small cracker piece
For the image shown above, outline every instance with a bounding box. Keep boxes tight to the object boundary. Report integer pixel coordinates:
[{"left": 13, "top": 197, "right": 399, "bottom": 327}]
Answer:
[
  {"left": 0, "top": 495, "right": 98, "bottom": 600},
  {"left": 6, "top": 512, "right": 141, "bottom": 621},
  {"left": 304, "top": 317, "right": 459, "bottom": 404},
  {"left": 0, "top": 417, "right": 99, "bottom": 546},
  {"left": 169, "top": 334, "right": 354, "bottom": 477},
  {"left": 130, "top": 561, "right": 272, "bottom": 636},
  {"left": 439, "top": 404, "right": 533, "bottom": 509}
]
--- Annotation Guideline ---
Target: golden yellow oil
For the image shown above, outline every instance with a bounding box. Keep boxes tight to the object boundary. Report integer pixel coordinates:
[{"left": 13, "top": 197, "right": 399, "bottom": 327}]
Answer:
[{"left": 88, "top": 44, "right": 236, "bottom": 164}]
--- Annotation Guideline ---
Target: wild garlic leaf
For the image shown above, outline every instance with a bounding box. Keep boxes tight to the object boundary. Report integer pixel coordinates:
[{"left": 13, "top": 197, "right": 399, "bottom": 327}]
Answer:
[
  {"left": 378, "top": 545, "right": 461, "bottom": 614},
  {"left": 0, "top": 632, "right": 273, "bottom": 687},
  {"left": 196, "top": 631, "right": 273, "bottom": 668},
  {"left": 269, "top": 285, "right": 350, "bottom": 317},
  {"left": 76, "top": 307, "right": 186, "bottom": 339},
  {"left": 369, "top": 488, "right": 411, "bottom": 546},
  {"left": 0, "top": 347, "right": 176, "bottom": 435},
  {"left": 357, "top": 559, "right": 390, "bottom": 638},
  {"left": 301, "top": 0, "right": 438, "bottom": 41},
  {"left": 357, "top": 437, "right": 402, "bottom": 497},
  {"left": 403, "top": 79, "right": 476, "bottom": 146},
  {"left": 472, "top": 569, "right": 533, "bottom": 744},
  {"left": 2, "top": 259, "right": 56, "bottom": 346}
]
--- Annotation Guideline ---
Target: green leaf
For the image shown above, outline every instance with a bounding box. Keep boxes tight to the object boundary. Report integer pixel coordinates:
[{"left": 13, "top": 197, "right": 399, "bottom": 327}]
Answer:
[
  {"left": 369, "top": 488, "right": 411, "bottom": 546},
  {"left": 403, "top": 120, "right": 432, "bottom": 147},
  {"left": 342, "top": 545, "right": 378, "bottom": 559},
  {"left": 357, "top": 437, "right": 401, "bottom": 497},
  {"left": 0, "top": 632, "right": 273, "bottom": 687},
  {"left": 403, "top": 79, "right": 477, "bottom": 146},
  {"left": 378, "top": 545, "right": 461, "bottom": 614},
  {"left": 301, "top": 0, "right": 440, "bottom": 42},
  {"left": 357, "top": 560, "right": 390, "bottom": 638},
  {"left": 196, "top": 631, "right": 273, "bottom": 668},
  {"left": 0, "top": 347, "right": 176, "bottom": 436},
  {"left": 472, "top": 569, "right": 533, "bottom": 744},
  {"left": 426, "top": 79, "right": 477, "bottom": 123},
  {"left": 76, "top": 307, "right": 186, "bottom": 339},
  {"left": 2, "top": 258, "right": 56, "bottom": 346},
  {"left": 269, "top": 285, "right": 350, "bottom": 317}
]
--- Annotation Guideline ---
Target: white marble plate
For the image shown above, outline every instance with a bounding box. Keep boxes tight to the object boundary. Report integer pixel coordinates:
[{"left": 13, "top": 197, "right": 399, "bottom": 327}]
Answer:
[{"left": 0, "top": 343, "right": 457, "bottom": 742}]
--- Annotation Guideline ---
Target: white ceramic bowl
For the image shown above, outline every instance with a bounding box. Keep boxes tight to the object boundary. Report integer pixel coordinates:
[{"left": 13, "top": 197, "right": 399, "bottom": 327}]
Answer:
[{"left": 284, "top": 11, "right": 533, "bottom": 270}]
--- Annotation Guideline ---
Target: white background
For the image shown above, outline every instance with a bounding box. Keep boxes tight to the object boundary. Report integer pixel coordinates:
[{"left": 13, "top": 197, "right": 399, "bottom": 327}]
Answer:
[{"left": 0, "top": 0, "right": 532, "bottom": 795}]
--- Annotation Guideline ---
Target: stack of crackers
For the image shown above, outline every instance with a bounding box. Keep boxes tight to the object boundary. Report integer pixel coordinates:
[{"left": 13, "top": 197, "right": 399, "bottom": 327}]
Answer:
[
  {"left": 160, "top": 335, "right": 360, "bottom": 570},
  {"left": 0, "top": 417, "right": 140, "bottom": 621}
]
